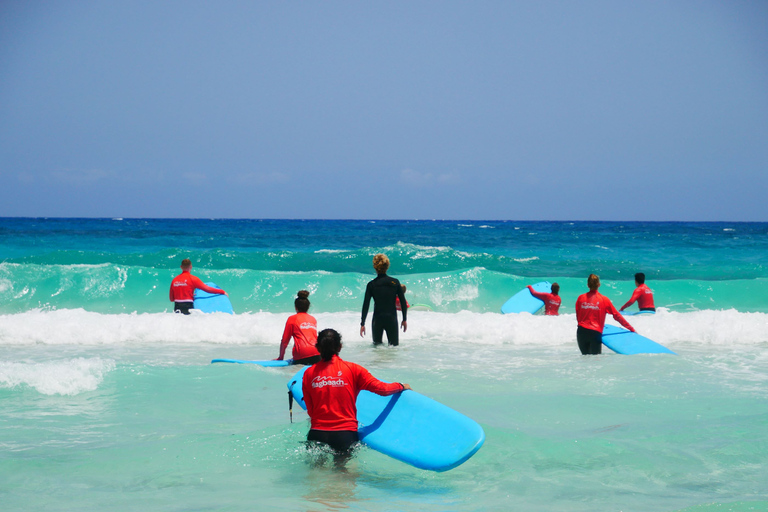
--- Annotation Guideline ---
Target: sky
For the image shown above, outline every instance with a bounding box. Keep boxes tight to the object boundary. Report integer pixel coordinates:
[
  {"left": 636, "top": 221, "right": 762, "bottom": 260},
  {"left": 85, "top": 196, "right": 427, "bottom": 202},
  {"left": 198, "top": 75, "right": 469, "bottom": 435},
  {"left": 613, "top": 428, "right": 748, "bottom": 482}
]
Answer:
[{"left": 1, "top": 1, "right": 767, "bottom": 221}]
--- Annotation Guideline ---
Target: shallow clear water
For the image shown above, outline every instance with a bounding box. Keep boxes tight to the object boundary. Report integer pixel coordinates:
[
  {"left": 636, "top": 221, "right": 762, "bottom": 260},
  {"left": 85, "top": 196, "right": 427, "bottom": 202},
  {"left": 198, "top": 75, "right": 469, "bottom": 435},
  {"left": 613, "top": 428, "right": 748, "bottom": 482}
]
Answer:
[{"left": 1, "top": 219, "right": 767, "bottom": 511}]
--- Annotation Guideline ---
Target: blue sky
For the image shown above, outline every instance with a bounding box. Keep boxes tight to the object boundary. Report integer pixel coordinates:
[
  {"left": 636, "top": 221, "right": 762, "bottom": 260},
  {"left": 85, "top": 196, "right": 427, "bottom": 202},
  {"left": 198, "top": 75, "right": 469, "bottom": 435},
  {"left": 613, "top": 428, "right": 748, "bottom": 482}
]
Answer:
[{"left": 1, "top": 1, "right": 766, "bottom": 221}]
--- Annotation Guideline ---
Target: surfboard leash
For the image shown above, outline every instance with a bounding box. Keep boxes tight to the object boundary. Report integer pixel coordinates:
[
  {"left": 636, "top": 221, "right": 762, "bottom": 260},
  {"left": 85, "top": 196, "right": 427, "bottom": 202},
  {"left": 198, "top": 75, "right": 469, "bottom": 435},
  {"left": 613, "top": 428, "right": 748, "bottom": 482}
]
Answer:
[{"left": 288, "top": 390, "right": 294, "bottom": 423}]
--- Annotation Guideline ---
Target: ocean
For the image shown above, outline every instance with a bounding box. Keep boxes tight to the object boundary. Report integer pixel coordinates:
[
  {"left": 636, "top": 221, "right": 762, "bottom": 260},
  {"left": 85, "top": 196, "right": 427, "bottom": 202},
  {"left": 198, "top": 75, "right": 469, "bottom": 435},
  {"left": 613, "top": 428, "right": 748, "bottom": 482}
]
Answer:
[{"left": 1, "top": 218, "right": 766, "bottom": 511}]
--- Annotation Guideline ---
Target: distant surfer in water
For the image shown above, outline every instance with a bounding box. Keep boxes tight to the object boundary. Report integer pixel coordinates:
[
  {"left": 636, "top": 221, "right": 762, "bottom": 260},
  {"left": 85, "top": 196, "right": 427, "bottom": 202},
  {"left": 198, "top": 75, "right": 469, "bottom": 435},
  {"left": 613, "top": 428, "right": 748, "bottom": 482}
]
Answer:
[
  {"left": 527, "top": 283, "right": 561, "bottom": 315},
  {"left": 620, "top": 273, "right": 656, "bottom": 312},
  {"left": 276, "top": 290, "right": 321, "bottom": 365},
  {"left": 575, "top": 274, "right": 635, "bottom": 355},
  {"left": 360, "top": 254, "right": 407, "bottom": 346},
  {"left": 169, "top": 258, "right": 227, "bottom": 314},
  {"left": 303, "top": 328, "right": 411, "bottom": 464}
]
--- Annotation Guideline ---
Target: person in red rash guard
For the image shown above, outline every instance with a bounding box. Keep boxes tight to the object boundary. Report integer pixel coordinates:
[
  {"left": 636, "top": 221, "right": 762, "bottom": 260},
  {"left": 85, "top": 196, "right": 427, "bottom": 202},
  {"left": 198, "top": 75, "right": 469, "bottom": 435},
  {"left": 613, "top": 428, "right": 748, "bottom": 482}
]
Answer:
[
  {"left": 302, "top": 328, "right": 411, "bottom": 463},
  {"left": 395, "top": 284, "right": 410, "bottom": 311},
  {"left": 276, "top": 290, "right": 321, "bottom": 365},
  {"left": 620, "top": 273, "right": 656, "bottom": 312},
  {"left": 168, "top": 258, "right": 227, "bottom": 315},
  {"left": 527, "top": 283, "right": 562, "bottom": 315},
  {"left": 575, "top": 274, "right": 635, "bottom": 355}
]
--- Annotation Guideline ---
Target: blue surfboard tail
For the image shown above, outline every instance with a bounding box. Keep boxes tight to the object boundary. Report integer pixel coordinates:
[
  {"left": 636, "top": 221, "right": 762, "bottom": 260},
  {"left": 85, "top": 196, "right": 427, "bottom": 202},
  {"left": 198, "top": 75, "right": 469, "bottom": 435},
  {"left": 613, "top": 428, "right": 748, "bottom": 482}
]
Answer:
[{"left": 602, "top": 325, "right": 675, "bottom": 355}]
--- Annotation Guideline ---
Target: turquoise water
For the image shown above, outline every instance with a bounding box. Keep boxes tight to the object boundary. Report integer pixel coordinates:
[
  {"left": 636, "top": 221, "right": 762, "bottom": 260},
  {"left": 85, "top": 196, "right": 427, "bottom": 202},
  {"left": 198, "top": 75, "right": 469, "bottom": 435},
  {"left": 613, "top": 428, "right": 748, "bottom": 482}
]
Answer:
[{"left": 1, "top": 219, "right": 767, "bottom": 511}]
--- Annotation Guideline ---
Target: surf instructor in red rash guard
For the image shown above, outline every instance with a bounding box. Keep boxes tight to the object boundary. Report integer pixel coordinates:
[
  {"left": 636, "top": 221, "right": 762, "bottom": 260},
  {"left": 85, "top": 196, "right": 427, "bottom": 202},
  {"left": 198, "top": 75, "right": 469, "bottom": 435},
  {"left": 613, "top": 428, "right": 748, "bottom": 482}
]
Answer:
[
  {"left": 575, "top": 274, "right": 635, "bottom": 355},
  {"left": 620, "top": 273, "right": 656, "bottom": 312},
  {"left": 303, "top": 328, "right": 411, "bottom": 463},
  {"left": 169, "top": 258, "right": 227, "bottom": 314},
  {"left": 527, "top": 283, "right": 562, "bottom": 315}
]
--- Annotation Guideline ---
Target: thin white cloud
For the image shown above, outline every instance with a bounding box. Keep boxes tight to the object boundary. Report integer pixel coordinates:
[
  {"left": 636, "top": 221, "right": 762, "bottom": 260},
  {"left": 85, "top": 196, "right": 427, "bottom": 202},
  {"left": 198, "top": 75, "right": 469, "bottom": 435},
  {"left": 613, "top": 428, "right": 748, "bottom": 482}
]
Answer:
[
  {"left": 227, "top": 171, "right": 290, "bottom": 185},
  {"left": 401, "top": 168, "right": 461, "bottom": 187},
  {"left": 50, "top": 168, "right": 116, "bottom": 184}
]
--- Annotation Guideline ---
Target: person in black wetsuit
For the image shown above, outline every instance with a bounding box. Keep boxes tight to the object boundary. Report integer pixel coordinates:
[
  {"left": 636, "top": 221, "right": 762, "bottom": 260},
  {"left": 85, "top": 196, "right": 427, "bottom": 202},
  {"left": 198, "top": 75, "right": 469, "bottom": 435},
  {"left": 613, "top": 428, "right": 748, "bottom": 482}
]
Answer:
[{"left": 359, "top": 254, "right": 408, "bottom": 346}]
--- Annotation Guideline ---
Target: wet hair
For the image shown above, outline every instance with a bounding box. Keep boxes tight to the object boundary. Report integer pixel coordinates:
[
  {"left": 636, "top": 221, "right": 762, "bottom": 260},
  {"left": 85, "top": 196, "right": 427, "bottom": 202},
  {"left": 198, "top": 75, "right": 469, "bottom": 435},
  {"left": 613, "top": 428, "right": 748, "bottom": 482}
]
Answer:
[
  {"left": 551, "top": 283, "right": 560, "bottom": 295},
  {"left": 181, "top": 258, "right": 192, "bottom": 269},
  {"left": 316, "top": 328, "right": 342, "bottom": 361},
  {"left": 294, "top": 290, "right": 310, "bottom": 313},
  {"left": 635, "top": 273, "right": 646, "bottom": 285},
  {"left": 373, "top": 254, "right": 390, "bottom": 274},
  {"left": 587, "top": 274, "right": 600, "bottom": 291}
]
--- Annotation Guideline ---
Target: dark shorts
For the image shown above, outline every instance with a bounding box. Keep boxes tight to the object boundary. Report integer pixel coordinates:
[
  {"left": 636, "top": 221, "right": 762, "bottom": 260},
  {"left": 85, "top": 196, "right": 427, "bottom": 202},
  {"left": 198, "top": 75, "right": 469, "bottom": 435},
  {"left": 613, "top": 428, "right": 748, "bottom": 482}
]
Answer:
[
  {"left": 307, "top": 429, "right": 359, "bottom": 453},
  {"left": 372, "top": 315, "right": 399, "bottom": 346},
  {"left": 174, "top": 302, "right": 193, "bottom": 315},
  {"left": 293, "top": 355, "right": 321, "bottom": 366},
  {"left": 577, "top": 326, "right": 603, "bottom": 355},
  {"left": 640, "top": 307, "right": 656, "bottom": 312}
]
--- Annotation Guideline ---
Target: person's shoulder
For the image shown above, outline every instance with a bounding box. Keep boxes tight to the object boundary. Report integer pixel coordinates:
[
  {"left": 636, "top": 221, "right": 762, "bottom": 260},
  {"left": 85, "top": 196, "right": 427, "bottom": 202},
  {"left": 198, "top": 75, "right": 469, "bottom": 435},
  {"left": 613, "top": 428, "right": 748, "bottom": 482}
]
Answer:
[{"left": 299, "top": 312, "right": 316, "bottom": 322}]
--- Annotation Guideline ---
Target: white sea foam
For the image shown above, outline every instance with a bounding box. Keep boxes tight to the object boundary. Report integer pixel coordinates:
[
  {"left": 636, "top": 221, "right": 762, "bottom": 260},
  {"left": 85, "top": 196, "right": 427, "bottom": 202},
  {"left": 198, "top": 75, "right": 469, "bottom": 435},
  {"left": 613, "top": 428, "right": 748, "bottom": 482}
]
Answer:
[
  {"left": 0, "top": 358, "right": 114, "bottom": 395},
  {"left": 0, "top": 308, "right": 766, "bottom": 350}
]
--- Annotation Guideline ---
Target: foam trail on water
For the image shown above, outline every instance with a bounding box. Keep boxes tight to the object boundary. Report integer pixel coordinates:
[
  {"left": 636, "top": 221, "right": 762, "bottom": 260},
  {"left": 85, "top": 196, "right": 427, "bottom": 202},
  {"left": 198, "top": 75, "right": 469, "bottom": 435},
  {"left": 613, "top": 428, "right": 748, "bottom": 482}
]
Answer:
[
  {"left": 1, "top": 308, "right": 767, "bottom": 349},
  {"left": 0, "top": 358, "right": 115, "bottom": 395}
]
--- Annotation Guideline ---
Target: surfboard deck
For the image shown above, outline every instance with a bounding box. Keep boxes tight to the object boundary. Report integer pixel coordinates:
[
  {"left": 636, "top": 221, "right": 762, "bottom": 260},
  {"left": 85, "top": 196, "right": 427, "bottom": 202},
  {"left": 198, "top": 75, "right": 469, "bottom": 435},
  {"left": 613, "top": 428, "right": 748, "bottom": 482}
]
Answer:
[
  {"left": 501, "top": 281, "right": 551, "bottom": 314},
  {"left": 602, "top": 324, "right": 675, "bottom": 355},
  {"left": 621, "top": 310, "right": 656, "bottom": 316},
  {"left": 211, "top": 358, "right": 292, "bottom": 367},
  {"left": 287, "top": 366, "right": 485, "bottom": 472},
  {"left": 409, "top": 304, "right": 433, "bottom": 312},
  {"left": 194, "top": 282, "right": 234, "bottom": 314}
]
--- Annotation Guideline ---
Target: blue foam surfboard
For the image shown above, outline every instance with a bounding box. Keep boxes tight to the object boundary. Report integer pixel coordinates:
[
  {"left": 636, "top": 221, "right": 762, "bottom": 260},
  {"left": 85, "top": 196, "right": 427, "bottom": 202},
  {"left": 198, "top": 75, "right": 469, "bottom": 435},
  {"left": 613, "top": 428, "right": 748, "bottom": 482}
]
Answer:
[
  {"left": 501, "top": 281, "right": 551, "bottom": 314},
  {"left": 211, "top": 358, "right": 292, "bottom": 367},
  {"left": 620, "top": 310, "right": 656, "bottom": 316},
  {"left": 194, "top": 282, "right": 234, "bottom": 314},
  {"left": 288, "top": 366, "right": 485, "bottom": 472},
  {"left": 602, "top": 324, "right": 675, "bottom": 355}
]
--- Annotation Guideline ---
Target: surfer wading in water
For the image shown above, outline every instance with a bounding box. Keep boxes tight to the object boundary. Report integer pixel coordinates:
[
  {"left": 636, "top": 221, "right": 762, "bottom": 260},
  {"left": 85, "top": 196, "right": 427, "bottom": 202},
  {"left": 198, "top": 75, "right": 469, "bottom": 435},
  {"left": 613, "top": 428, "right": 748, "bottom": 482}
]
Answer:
[
  {"left": 360, "top": 254, "right": 408, "bottom": 346},
  {"left": 575, "top": 274, "right": 635, "bottom": 355},
  {"left": 620, "top": 272, "right": 656, "bottom": 313},
  {"left": 527, "top": 283, "right": 561, "bottom": 315},
  {"left": 302, "top": 328, "right": 411, "bottom": 464},
  {"left": 275, "top": 290, "right": 321, "bottom": 365},
  {"left": 169, "top": 258, "right": 227, "bottom": 314}
]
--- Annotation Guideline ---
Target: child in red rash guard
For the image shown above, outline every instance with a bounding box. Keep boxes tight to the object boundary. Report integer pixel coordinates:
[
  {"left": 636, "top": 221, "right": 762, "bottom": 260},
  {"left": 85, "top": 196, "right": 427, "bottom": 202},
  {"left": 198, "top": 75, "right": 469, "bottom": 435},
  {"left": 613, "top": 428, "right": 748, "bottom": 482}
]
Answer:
[
  {"left": 302, "top": 329, "right": 411, "bottom": 462},
  {"left": 276, "top": 290, "right": 320, "bottom": 365},
  {"left": 620, "top": 273, "right": 656, "bottom": 312},
  {"left": 575, "top": 274, "right": 635, "bottom": 355},
  {"left": 527, "top": 283, "right": 562, "bottom": 315}
]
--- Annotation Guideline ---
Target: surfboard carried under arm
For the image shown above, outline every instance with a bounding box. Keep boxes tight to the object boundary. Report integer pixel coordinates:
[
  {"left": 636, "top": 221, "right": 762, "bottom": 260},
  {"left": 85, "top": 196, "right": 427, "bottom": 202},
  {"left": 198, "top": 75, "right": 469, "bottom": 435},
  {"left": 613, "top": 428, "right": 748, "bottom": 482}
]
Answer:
[
  {"left": 602, "top": 324, "right": 675, "bottom": 355},
  {"left": 620, "top": 310, "right": 656, "bottom": 316},
  {"left": 501, "top": 281, "right": 551, "bottom": 314},
  {"left": 287, "top": 366, "right": 485, "bottom": 472},
  {"left": 194, "top": 282, "right": 234, "bottom": 314},
  {"left": 211, "top": 358, "right": 292, "bottom": 367}
]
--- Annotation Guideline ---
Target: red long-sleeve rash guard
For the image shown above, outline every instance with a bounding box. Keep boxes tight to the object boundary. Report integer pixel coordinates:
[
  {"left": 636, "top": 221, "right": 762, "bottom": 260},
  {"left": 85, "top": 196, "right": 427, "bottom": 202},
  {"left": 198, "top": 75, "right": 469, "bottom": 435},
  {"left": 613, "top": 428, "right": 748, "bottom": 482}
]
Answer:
[
  {"left": 527, "top": 286, "right": 561, "bottom": 315},
  {"left": 302, "top": 355, "right": 405, "bottom": 432},
  {"left": 576, "top": 291, "right": 635, "bottom": 333},
  {"left": 169, "top": 270, "right": 225, "bottom": 302},
  {"left": 621, "top": 284, "right": 655, "bottom": 311},
  {"left": 279, "top": 312, "right": 320, "bottom": 360}
]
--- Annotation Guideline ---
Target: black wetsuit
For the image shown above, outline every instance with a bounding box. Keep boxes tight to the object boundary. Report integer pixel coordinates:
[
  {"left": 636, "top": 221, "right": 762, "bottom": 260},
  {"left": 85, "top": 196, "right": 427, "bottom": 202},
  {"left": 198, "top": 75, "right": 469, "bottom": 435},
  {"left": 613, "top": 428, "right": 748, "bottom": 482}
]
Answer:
[
  {"left": 577, "top": 326, "right": 603, "bottom": 355},
  {"left": 361, "top": 273, "right": 407, "bottom": 346}
]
